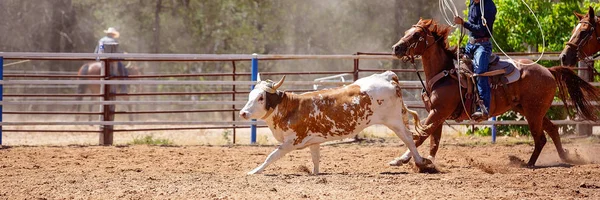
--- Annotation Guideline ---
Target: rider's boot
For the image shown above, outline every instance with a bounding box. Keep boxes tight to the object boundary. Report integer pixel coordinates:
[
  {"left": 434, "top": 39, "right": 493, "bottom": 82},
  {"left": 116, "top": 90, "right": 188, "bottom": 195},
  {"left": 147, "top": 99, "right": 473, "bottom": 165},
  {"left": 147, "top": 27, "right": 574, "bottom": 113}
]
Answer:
[{"left": 471, "top": 100, "right": 489, "bottom": 122}]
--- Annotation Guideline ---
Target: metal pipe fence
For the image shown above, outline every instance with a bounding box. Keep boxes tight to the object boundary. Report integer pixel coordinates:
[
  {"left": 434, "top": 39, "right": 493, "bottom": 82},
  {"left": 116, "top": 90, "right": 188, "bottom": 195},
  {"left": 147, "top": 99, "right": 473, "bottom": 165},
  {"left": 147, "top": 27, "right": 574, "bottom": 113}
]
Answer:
[{"left": 0, "top": 52, "right": 597, "bottom": 145}]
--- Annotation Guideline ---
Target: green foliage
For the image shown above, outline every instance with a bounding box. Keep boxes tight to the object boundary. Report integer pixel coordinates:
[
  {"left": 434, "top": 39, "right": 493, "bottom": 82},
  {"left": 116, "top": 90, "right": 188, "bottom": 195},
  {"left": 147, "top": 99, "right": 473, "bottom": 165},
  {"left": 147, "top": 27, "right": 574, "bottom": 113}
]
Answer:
[
  {"left": 496, "top": 111, "right": 530, "bottom": 136},
  {"left": 222, "top": 129, "right": 232, "bottom": 145},
  {"left": 130, "top": 135, "right": 173, "bottom": 146},
  {"left": 466, "top": 126, "right": 492, "bottom": 136},
  {"left": 449, "top": 0, "right": 599, "bottom": 53}
]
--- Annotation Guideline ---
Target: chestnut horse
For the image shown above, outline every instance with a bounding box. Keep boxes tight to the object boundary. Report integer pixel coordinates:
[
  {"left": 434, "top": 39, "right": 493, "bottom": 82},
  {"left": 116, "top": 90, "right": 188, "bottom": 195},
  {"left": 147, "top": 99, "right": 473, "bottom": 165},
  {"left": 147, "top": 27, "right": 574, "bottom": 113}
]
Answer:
[
  {"left": 559, "top": 6, "right": 600, "bottom": 68},
  {"left": 390, "top": 19, "right": 600, "bottom": 167},
  {"left": 74, "top": 61, "right": 142, "bottom": 121}
]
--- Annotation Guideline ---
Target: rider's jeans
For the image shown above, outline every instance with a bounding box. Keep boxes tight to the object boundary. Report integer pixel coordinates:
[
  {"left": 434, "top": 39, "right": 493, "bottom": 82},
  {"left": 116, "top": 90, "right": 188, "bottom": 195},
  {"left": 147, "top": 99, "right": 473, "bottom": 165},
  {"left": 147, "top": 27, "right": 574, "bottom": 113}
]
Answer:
[{"left": 465, "top": 41, "right": 492, "bottom": 112}]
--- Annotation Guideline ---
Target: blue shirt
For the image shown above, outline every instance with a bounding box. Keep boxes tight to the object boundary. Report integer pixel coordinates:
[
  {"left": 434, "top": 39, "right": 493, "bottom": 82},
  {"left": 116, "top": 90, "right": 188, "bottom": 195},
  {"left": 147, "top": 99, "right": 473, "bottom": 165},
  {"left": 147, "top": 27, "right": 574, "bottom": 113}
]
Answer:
[
  {"left": 94, "top": 36, "right": 119, "bottom": 53},
  {"left": 464, "top": 0, "right": 496, "bottom": 39}
]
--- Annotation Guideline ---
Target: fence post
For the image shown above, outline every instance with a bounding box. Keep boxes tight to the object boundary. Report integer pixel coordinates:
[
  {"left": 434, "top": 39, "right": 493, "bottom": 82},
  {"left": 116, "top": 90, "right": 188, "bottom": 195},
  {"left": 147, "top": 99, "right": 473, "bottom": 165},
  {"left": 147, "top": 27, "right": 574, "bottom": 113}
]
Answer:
[
  {"left": 100, "top": 59, "right": 114, "bottom": 145},
  {"left": 250, "top": 54, "right": 258, "bottom": 144},
  {"left": 353, "top": 53, "right": 359, "bottom": 81},
  {"left": 0, "top": 56, "right": 3, "bottom": 146},
  {"left": 491, "top": 116, "right": 497, "bottom": 144},
  {"left": 232, "top": 61, "right": 237, "bottom": 144},
  {"left": 577, "top": 60, "right": 593, "bottom": 136},
  {"left": 100, "top": 43, "right": 118, "bottom": 145}
]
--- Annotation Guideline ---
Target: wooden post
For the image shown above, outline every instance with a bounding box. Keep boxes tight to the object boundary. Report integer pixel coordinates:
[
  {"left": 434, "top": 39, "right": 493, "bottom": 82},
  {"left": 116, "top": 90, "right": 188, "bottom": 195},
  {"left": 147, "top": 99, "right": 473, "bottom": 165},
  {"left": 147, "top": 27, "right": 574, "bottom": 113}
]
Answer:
[
  {"left": 232, "top": 61, "right": 237, "bottom": 144},
  {"left": 577, "top": 60, "right": 593, "bottom": 136},
  {"left": 353, "top": 53, "right": 359, "bottom": 82},
  {"left": 100, "top": 42, "right": 118, "bottom": 145}
]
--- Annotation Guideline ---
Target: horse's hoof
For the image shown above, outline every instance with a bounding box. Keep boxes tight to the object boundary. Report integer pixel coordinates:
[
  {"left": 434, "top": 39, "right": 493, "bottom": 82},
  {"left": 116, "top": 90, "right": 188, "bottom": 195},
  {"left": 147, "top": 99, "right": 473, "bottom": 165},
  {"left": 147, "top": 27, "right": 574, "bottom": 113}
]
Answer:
[
  {"left": 526, "top": 164, "right": 536, "bottom": 169},
  {"left": 416, "top": 158, "right": 439, "bottom": 173}
]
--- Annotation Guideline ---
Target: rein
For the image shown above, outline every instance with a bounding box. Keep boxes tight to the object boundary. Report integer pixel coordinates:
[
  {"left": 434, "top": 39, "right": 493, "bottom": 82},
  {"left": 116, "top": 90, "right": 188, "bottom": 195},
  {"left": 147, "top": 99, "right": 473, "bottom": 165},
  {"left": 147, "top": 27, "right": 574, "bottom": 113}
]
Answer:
[{"left": 404, "top": 25, "right": 445, "bottom": 97}]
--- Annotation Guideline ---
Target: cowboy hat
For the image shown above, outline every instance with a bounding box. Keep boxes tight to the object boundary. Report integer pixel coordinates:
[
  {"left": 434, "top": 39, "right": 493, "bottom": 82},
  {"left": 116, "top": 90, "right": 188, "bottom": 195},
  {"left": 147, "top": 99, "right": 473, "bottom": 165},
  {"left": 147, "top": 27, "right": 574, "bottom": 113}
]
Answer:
[{"left": 103, "top": 27, "right": 120, "bottom": 38}]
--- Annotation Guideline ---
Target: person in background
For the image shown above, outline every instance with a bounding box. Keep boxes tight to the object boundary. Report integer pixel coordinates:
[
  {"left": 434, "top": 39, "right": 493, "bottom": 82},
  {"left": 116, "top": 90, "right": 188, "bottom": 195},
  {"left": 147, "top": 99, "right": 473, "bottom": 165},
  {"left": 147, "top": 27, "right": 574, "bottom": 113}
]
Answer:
[
  {"left": 95, "top": 27, "right": 128, "bottom": 93},
  {"left": 454, "top": 0, "right": 497, "bottom": 120}
]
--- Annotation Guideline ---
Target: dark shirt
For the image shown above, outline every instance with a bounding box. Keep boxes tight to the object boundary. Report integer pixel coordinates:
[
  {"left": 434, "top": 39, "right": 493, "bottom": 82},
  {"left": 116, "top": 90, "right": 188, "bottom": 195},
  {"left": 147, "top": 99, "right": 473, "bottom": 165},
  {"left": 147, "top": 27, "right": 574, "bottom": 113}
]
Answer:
[{"left": 464, "top": 0, "right": 496, "bottom": 39}]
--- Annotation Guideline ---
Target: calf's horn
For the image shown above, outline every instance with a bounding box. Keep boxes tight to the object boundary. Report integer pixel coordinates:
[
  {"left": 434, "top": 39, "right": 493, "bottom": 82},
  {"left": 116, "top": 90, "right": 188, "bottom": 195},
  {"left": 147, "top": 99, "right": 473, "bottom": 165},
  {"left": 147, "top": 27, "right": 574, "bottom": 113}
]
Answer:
[{"left": 272, "top": 75, "right": 286, "bottom": 90}]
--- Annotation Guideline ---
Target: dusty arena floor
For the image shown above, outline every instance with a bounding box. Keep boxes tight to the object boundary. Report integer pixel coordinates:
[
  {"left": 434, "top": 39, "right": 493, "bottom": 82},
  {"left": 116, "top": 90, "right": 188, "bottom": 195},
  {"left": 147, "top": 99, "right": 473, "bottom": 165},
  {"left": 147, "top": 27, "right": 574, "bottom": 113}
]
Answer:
[{"left": 1, "top": 136, "right": 600, "bottom": 199}]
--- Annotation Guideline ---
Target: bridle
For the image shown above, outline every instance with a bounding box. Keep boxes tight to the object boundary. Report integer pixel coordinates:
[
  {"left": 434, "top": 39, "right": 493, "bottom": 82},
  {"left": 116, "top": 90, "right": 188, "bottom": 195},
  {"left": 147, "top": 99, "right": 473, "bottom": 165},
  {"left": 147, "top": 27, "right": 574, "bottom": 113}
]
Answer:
[
  {"left": 397, "top": 24, "right": 451, "bottom": 101},
  {"left": 400, "top": 25, "right": 444, "bottom": 63},
  {"left": 565, "top": 17, "right": 600, "bottom": 61}
]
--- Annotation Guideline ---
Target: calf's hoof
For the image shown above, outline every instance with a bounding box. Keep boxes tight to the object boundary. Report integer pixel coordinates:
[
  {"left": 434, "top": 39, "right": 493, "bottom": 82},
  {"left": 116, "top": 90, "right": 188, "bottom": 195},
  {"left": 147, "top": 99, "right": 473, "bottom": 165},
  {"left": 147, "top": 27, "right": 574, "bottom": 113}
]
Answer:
[
  {"left": 247, "top": 169, "right": 263, "bottom": 175},
  {"left": 388, "top": 156, "right": 410, "bottom": 166}
]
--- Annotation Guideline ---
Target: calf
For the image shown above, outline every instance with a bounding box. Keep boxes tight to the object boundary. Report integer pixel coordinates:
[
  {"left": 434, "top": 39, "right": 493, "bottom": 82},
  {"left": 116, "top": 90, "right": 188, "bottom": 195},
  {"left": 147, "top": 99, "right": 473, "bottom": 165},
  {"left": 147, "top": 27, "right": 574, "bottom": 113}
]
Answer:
[{"left": 239, "top": 71, "right": 434, "bottom": 175}]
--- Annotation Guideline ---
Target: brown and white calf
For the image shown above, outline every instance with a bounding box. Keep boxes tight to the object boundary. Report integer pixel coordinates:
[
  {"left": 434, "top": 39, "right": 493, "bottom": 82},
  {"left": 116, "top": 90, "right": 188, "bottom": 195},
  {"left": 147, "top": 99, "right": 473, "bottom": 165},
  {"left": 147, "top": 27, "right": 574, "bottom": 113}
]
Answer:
[{"left": 239, "top": 71, "right": 434, "bottom": 175}]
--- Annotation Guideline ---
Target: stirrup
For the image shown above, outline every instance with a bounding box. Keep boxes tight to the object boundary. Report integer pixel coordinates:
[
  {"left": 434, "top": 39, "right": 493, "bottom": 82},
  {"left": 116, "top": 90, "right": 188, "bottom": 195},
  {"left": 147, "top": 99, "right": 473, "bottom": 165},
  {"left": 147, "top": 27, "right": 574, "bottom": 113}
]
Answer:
[{"left": 471, "top": 111, "right": 489, "bottom": 122}]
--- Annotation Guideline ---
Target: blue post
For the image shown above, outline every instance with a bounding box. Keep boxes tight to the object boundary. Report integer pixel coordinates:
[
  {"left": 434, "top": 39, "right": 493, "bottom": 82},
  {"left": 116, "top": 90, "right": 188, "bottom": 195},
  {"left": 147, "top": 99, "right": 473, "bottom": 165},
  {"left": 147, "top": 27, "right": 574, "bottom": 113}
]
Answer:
[
  {"left": 250, "top": 54, "right": 258, "bottom": 144},
  {"left": 0, "top": 57, "right": 3, "bottom": 145},
  {"left": 491, "top": 116, "right": 497, "bottom": 144}
]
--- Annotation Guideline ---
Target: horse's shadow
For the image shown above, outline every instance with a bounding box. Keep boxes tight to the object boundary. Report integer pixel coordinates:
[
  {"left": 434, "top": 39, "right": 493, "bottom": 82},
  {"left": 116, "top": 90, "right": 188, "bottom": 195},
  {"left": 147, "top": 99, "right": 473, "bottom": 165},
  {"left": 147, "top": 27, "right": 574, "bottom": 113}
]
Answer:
[{"left": 531, "top": 163, "right": 574, "bottom": 169}]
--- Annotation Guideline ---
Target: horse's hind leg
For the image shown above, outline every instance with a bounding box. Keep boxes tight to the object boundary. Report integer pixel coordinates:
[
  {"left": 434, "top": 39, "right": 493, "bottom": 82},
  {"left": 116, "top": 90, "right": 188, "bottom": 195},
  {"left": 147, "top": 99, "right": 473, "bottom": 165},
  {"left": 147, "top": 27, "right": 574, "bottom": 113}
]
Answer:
[
  {"left": 127, "top": 104, "right": 134, "bottom": 121},
  {"left": 73, "top": 84, "right": 86, "bottom": 121},
  {"left": 73, "top": 97, "right": 82, "bottom": 121},
  {"left": 517, "top": 107, "right": 547, "bottom": 167},
  {"left": 542, "top": 117, "right": 570, "bottom": 163}
]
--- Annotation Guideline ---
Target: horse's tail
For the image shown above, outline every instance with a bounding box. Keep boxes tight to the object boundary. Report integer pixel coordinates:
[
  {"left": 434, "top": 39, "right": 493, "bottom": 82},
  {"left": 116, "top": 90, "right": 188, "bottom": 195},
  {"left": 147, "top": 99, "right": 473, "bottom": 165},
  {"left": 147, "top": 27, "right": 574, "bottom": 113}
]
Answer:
[{"left": 549, "top": 66, "right": 600, "bottom": 121}]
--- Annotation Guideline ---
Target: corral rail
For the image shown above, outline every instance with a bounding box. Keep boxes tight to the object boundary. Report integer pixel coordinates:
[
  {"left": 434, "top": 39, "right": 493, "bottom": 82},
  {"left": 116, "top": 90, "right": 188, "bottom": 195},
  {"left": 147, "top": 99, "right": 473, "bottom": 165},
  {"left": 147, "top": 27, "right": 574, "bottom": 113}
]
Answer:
[{"left": 0, "top": 52, "right": 597, "bottom": 145}]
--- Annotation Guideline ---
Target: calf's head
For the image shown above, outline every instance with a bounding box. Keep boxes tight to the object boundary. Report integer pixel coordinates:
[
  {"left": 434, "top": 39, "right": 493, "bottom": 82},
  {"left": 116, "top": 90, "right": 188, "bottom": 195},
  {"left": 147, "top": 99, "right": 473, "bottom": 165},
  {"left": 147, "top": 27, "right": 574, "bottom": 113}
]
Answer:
[{"left": 239, "top": 75, "right": 286, "bottom": 120}]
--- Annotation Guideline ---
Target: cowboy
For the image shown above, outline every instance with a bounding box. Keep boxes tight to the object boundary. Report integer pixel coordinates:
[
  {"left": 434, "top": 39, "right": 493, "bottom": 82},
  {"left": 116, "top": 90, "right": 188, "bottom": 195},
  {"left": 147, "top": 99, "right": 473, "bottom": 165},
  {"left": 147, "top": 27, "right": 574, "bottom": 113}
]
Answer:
[
  {"left": 94, "top": 27, "right": 128, "bottom": 93},
  {"left": 454, "top": 0, "right": 497, "bottom": 120}
]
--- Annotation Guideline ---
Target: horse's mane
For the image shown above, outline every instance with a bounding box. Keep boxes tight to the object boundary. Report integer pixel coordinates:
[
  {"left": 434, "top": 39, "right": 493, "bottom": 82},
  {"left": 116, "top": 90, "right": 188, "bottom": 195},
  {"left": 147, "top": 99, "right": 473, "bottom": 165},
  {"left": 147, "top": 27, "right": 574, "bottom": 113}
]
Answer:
[{"left": 418, "top": 19, "right": 457, "bottom": 61}]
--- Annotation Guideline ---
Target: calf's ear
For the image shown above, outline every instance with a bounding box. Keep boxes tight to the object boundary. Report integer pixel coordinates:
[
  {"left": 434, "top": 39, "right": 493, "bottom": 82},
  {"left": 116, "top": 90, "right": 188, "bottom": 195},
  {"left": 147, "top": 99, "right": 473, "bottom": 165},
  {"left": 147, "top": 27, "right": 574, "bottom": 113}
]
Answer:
[{"left": 257, "top": 73, "right": 262, "bottom": 82}]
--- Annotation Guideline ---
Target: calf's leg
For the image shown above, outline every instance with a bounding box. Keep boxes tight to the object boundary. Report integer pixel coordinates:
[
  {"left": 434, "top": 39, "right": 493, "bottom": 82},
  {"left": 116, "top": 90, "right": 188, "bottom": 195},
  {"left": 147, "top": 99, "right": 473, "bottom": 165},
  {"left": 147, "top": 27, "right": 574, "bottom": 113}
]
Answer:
[
  {"left": 248, "top": 142, "right": 294, "bottom": 175},
  {"left": 310, "top": 144, "right": 320, "bottom": 175},
  {"left": 388, "top": 125, "right": 424, "bottom": 165}
]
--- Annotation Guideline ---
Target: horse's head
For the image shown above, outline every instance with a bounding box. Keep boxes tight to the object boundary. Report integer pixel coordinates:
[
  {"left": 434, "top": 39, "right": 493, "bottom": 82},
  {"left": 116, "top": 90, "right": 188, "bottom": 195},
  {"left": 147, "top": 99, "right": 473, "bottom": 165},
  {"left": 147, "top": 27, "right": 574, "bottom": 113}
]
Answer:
[
  {"left": 560, "top": 6, "right": 599, "bottom": 67},
  {"left": 392, "top": 19, "right": 435, "bottom": 60},
  {"left": 392, "top": 19, "right": 452, "bottom": 62}
]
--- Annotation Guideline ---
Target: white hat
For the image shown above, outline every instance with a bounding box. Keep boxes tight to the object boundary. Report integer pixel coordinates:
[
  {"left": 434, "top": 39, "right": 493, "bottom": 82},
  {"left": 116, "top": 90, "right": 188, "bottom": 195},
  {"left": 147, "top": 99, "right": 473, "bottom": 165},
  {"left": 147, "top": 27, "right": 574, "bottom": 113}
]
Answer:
[{"left": 103, "top": 27, "right": 120, "bottom": 38}]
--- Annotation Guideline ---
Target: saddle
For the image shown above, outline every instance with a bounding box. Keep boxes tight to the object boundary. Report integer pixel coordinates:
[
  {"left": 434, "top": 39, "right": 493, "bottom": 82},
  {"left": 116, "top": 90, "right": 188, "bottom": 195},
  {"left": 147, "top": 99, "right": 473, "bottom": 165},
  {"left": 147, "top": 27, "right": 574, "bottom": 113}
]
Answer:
[
  {"left": 422, "top": 53, "right": 521, "bottom": 120},
  {"left": 465, "top": 55, "right": 521, "bottom": 89}
]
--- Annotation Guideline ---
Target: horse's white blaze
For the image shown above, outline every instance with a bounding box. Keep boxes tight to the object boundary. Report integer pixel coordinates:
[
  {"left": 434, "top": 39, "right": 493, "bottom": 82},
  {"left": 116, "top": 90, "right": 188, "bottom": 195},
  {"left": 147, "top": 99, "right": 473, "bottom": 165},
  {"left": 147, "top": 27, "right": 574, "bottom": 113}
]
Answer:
[{"left": 569, "top": 23, "right": 582, "bottom": 42}]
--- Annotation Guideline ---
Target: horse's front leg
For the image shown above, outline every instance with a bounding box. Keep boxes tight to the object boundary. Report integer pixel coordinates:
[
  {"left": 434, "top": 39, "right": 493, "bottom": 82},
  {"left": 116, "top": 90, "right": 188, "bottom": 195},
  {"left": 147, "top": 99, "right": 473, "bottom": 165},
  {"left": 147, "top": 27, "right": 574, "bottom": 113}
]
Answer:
[{"left": 389, "top": 110, "right": 447, "bottom": 166}]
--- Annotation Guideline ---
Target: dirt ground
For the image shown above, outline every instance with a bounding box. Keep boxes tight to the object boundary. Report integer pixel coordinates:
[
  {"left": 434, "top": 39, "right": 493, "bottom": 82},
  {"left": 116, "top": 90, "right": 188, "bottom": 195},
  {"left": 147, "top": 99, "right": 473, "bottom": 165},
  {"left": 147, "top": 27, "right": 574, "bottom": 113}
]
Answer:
[{"left": 1, "top": 135, "right": 600, "bottom": 199}]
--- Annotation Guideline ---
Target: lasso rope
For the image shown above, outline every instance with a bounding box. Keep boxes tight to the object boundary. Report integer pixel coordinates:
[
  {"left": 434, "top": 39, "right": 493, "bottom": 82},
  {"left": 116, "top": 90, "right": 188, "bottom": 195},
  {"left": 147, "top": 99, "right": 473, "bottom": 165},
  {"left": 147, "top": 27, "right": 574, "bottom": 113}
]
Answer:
[
  {"left": 440, "top": 0, "right": 547, "bottom": 66},
  {"left": 440, "top": 0, "right": 472, "bottom": 120},
  {"left": 439, "top": 0, "right": 459, "bottom": 28},
  {"left": 481, "top": 0, "right": 546, "bottom": 65}
]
